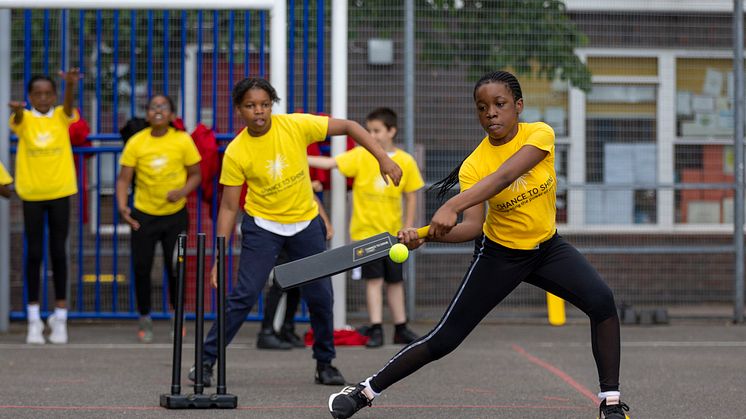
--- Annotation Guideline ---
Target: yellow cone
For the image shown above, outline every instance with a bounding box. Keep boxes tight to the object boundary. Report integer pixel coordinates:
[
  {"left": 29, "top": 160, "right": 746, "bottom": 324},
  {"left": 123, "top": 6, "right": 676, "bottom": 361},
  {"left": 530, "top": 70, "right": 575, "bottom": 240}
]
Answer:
[{"left": 547, "top": 292, "right": 566, "bottom": 326}]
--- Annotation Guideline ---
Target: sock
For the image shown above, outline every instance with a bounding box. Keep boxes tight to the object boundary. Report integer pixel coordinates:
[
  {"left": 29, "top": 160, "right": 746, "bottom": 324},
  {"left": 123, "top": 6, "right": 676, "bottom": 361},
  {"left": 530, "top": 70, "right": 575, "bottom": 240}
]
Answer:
[
  {"left": 27, "top": 304, "right": 41, "bottom": 322},
  {"left": 598, "top": 391, "right": 621, "bottom": 403},
  {"left": 370, "top": 323, "right": 382, "bottom": 330},
  {"left": 54, "top": 307, "right": 68, "bottom": 321},
  {"left": 394, "top": 322, "right": 407, "bottom": 333},
  {"left": 362, "top": 377, "right": 380, "bottom": 399}
]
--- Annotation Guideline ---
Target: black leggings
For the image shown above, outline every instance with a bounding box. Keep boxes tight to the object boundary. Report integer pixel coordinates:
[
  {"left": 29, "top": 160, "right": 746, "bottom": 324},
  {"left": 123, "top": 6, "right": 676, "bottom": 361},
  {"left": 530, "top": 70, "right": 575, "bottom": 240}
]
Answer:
[
  {"left": 23, "top": 197, "right": 71, "bottom": 303},
  {"left": 370, "top": 233, "right": 621, "bottom": 393},
  {"left": 130, "top": 208, "right": 188, "bottom": 316}
]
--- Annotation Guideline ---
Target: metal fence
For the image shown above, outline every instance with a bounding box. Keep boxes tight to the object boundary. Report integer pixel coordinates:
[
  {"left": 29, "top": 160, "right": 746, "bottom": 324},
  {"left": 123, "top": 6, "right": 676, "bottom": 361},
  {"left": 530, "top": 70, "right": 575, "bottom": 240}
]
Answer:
[{"left": 3, "top": 2, "right": 746, "bottom": 323}]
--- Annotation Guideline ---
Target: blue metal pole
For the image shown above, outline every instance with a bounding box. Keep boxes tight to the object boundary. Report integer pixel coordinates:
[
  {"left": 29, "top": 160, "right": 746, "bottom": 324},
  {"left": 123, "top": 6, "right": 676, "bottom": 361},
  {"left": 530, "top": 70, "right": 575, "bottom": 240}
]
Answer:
[
  {"left": 147, "top": 11, "right": 153, "bottom": 100},
  {"left": 303, "top": 0, "right": 309, "bottom": 112},
  {"left": 43, "top": 10, "right": 50, "bottom": 75},
  {"left": 23, "top": 10, "right": 31, "bottom": 104},
  {"left": 96, "top": 11, "right": 102, "bottom": 132},
  {"left": 197, "top": 11, "right": 203, "bottom": 122},
  {"left": 213, "top": 11, "right": 218, "bottom": 130},
  {"left": 317, "top": 0, "right": 324, "bottom": 112},
  {"left": 259, "top": 11, "right": 265, "bottom": 77},
  {"left": 130, "top": 11, "right": 136, "bottom": 118},
  {"left": 113, "top": 11, "right": 119, "bottom": 132},
  {"left": 181, "top": 11, "right": 186, "bottom": 118},
  {"left": 288, "top": 0, "right": 295, "bottom": 113},
  {"left": 61, "top": 10, "right": 67, "bottom": 74},
  {"left": 77, "top": 153, "right": 84, "bottom": 311},
  {"left": 228, "top": 12, "right": 235, "bottom": 132},
  {"left": 95, "top": 153, "right": 102, "bottom": 313},
  {"left": 164, "top": 10, "right": 169, "bottom": 96},
  {"left": 244, "top": 11, "right": 250, "bottom": 78}
]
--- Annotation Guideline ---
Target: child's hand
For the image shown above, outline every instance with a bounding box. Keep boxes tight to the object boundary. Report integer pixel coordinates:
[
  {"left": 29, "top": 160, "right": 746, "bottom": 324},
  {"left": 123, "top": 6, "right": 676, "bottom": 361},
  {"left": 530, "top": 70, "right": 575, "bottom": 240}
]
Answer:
[
  {"left": 378, "top": 155, "right": 402, "bottom": 186},
  {"left": 210, "top": 263, "right": 218, "bottom": 288},
  {"left": 324, "top": 222, "right": 334, "bottom": 241},
  {"left": 429, "top": 204, "right": 458, "bottom": 239},
  {"left": 59, "top": 68, "right": 83, "bottom": 84},
  {"left": 397, "top": 227, "right": 426, "bottom": 250},
  {"left": 119, "top": 207, "right": 141, "bottom": 231},
  {"left": 166, "top": 189, "right": 184, "bottom": 202},
  {"left": 8, "top": 101, "right": 26, "bottom": 114}
]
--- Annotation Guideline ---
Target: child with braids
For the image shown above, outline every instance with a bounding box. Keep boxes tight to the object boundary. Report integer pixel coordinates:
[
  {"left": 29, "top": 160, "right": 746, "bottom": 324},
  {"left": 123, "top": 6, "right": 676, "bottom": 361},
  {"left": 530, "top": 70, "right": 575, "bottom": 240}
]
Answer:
[{"left": 328, "top": 70, "right": 631, "bottom": 419}]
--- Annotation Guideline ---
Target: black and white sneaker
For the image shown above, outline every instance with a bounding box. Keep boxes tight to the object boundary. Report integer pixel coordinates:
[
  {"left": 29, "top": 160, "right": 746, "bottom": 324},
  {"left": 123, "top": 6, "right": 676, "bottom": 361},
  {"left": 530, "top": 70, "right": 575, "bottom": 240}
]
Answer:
[
  {"left": 328, "top": 384, "right": 373, "bottom": 419},
  {"left": 598, "top": 396, "right": 631, "bottom": 419}
]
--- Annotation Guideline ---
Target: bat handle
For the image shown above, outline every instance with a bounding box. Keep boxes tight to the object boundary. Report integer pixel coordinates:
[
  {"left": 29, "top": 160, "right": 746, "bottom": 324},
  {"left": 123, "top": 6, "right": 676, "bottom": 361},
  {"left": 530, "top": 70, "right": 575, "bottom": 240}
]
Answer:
[{"left": 416, "top": 225, "right": 430, "bottom": 239}]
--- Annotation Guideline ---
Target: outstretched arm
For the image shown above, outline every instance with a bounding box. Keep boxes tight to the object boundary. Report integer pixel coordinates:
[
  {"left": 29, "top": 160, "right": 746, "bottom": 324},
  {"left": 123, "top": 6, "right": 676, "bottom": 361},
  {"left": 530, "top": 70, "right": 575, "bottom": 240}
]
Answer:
[
  {"left": 308, "top": 155, "right": 337, "bottom": 170},
  {"left": 8, "top": 101, "right": 25, "bottom": 125},
  {"left": 327, "top": 118, "right": 402, "bottom": 186},
  {"left": 59, "top": 68, "right": 82, "bottom": 118},
  {"left": 429, "top": 145, "right": 548, "bottom": 238},
  {"left": 399, "top": 202, "right": 484, "bottom": 249}
]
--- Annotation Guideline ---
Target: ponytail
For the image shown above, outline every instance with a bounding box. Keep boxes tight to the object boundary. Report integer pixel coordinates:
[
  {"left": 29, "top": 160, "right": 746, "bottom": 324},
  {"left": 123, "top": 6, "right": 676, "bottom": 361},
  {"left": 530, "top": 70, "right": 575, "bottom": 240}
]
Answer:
[{"left": 428, "top": 159, "right": 465, "bottom": 203}]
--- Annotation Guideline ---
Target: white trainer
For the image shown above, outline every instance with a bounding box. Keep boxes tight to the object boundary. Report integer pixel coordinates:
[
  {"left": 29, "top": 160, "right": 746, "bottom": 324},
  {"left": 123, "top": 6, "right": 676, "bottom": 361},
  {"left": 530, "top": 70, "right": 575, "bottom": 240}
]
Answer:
[
  {"left": 26, "top": 319, "right": 45, "bottom": 344},
  {"left": 47, "top": 314, "right": 68, "bottom": 344}
]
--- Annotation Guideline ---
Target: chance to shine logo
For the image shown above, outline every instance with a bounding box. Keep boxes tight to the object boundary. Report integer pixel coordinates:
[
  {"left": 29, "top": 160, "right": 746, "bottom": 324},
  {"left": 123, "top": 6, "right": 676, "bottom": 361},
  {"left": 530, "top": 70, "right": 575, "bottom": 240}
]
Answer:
[{"left": 265, "top": 154, "right": 288, "bottom": 181}]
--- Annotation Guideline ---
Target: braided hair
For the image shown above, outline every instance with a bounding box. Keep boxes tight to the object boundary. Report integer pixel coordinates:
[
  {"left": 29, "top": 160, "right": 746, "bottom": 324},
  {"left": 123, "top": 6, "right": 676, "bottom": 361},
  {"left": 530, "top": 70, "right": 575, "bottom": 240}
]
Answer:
[
  {"left": 429, "top": 71, "right": 523, "bottom": 202},
  {"left": 232, "top": 77, "right": 281, "bottom": 106}
]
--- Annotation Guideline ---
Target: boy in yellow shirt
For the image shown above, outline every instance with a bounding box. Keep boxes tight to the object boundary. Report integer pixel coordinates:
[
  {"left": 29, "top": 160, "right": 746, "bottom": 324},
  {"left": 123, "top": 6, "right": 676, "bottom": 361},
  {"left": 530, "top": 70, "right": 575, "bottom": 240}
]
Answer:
[
  {"left": 116, "top": 94, "right": 202, "bottom": 343},
  {"left": 9, "top": 69, "right": 82, "bottom": 345},
  {"left": 0, "top": 161, "right": 11, "bottom": 198},
  {"left": 308, "top": 107, "right": 424, "bottom": 347}
]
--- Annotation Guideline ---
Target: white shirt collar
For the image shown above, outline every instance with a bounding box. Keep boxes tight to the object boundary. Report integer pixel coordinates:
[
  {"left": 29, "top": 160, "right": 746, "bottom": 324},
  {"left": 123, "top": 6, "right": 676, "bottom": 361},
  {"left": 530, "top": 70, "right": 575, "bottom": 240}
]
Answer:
[{"left": 30, "top": 107, "right": 55, "bottom": 118}]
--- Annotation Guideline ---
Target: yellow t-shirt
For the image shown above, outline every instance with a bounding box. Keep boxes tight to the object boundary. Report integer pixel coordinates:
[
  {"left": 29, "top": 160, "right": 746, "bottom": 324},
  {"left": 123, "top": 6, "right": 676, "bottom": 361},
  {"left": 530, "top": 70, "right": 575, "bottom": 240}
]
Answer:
[
  {"left": 336, "top": 147, "right": 424, "bottom": 240},
  {"left": 120, "top": 127, "right": 202, "bottom": 216},
  {"left": 0, "top": 161, "right": 12, "bottom": 185},
  {"left": 460, "top": 122, "right": 556, "bottom": 250},
  {"left": 10, "top": 106, "right": 79, "bottom": 201},
  {"left": 220, "top": 113, "right": 328, "bottom": 222}
]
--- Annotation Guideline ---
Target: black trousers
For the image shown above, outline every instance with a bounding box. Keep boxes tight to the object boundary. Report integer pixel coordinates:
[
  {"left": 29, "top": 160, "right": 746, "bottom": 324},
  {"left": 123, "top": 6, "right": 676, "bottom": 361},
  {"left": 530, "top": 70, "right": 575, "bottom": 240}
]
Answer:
[
  {"left": 370, "top": 233, "right": 621, "bottom": 393},
  {"left": 23, "top": 196, "right": 71, "bottom": 303},
  {"left": 130, "top": 207, "right": 188, "bottom": 316}
]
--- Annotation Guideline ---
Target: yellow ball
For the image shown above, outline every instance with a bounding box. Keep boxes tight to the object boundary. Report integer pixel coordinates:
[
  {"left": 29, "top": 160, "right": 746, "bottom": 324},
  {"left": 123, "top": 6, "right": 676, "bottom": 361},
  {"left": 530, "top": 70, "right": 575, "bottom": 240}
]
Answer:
[{"left": 389, "top": 243, "right": 409, "bottom": 263}]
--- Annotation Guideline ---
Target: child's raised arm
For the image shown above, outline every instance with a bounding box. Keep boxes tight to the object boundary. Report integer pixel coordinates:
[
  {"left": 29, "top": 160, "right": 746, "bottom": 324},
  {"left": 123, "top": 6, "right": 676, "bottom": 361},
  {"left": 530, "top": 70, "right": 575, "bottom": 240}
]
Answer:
[
  {"left": 327, "top": 118, "right": 402, "bottom": 186},
  {"left": 8, "top": 101, "right": 25, "bottom": 124},
  {"left": 59, "top": 68, "right": 82, "bottom": 118}
]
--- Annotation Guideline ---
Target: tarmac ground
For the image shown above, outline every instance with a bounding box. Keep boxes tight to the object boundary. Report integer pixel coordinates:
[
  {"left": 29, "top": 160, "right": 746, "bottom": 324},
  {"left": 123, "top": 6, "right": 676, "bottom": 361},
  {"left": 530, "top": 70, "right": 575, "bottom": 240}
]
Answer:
[{"left": 1, "top": 318, "right": 744, "bottom": 418}]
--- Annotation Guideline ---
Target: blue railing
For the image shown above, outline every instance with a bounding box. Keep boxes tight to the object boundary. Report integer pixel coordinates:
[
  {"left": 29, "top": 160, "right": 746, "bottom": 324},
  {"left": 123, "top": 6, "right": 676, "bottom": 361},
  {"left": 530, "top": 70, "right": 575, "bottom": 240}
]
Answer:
[
  {"left": 8, "top": 144, "right": 313, "bottom": 322},
  {"left": 9, "top": 5, "right": 328, "bottom": 321}
]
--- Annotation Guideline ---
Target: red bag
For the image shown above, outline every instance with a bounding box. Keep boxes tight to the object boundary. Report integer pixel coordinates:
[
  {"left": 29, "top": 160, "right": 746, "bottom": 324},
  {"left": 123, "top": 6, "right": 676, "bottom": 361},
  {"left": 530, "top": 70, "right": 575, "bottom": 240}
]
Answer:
[
  {"left": 69, "top": 117, "right": 91, "bottom": 223},
  {"left": 304, "top": 327, "right": 369, "bottom": 346},
  {"left": 172, "top": 118, "right": 220, "bottom": 205},
  {"left": 190, "top": 123, "right": 220, "bottom": 204}
]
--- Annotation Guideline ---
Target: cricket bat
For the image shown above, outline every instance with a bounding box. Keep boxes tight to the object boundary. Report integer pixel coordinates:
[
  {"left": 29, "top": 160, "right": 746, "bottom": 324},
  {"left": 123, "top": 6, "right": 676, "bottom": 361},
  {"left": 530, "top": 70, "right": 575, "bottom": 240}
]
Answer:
[{"left": 274, "top": 226, "right": 429, "bottom": 290}]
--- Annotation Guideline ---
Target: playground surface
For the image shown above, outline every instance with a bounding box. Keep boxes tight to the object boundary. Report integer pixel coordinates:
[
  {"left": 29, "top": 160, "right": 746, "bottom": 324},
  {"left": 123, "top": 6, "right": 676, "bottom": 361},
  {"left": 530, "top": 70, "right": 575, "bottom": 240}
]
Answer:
[{"left": 1, "top": 318, "right": 744, "bottom": 418}]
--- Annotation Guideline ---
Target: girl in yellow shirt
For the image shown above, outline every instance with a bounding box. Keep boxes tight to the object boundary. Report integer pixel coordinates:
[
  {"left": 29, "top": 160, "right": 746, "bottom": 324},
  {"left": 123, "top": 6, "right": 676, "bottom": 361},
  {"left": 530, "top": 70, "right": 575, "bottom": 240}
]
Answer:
[
  {"left": 188, "top": 77, "right": 402, "bottom": 388},
  {"left": 329, "top": 71, "right": 631, "bottom": 419},
  {"left": 9, "top": 69, "right": 81, "bottom": 345},
  {"left": 0, "top": 161, "right": 11, "bottom": 198},
  {"left": 116, "top": 94, "right": 202, "bottom": 343}
]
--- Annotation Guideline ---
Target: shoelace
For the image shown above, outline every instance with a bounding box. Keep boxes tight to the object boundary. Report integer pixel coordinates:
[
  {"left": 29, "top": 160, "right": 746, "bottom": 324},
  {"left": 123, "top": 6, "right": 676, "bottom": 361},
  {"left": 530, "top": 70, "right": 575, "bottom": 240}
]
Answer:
[
  {"left": 342, "top": 386, "right": 372, "bottom": 408},
  {"left": 602, "top": 401, "right": 630, "bottom": 416}
]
